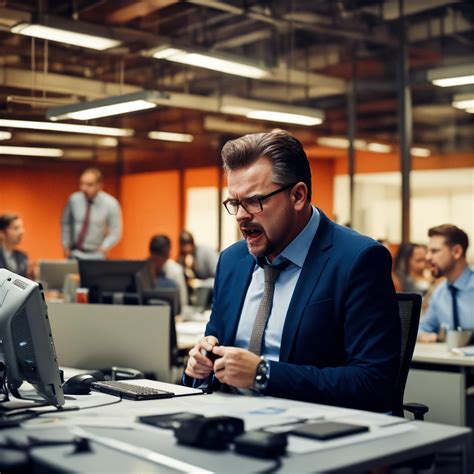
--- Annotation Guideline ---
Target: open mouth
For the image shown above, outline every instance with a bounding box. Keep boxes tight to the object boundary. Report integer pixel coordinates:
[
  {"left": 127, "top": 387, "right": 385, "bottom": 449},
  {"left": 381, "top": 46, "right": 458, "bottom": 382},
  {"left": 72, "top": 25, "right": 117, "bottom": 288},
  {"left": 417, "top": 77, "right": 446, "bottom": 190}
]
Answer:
[{"left": 241, "top": 226, "right": 263, "bottom": 241}]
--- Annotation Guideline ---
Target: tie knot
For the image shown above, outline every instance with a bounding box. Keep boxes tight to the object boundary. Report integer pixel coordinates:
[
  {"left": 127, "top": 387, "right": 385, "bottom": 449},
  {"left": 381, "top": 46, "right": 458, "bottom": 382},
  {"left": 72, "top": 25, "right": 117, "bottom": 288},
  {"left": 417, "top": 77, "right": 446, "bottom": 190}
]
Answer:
[
  {"left": 262, "top": 259, "right": 290, "bottom": 283},
  {"left": 448, "top": 284, "right": 458, "bottom": 296}
]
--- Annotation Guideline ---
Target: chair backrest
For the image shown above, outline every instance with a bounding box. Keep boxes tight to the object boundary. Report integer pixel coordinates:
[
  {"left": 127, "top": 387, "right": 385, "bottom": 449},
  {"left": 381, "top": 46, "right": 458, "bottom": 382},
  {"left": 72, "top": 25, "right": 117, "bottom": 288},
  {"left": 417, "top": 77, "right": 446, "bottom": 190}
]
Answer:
[{"left": 393, "top": 292, "right": 422, "bottom": 417}]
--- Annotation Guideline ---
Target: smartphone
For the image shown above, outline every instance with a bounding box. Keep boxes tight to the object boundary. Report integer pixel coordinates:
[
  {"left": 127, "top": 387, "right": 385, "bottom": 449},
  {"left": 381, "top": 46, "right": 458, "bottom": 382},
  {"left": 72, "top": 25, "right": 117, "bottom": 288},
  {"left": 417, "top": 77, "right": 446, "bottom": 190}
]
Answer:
[
  {"left": 290, "top": 421, "right": 369, "bottom": 440},
  {"left": 138, "top": 412, "right": 204, "bottom": 430}
]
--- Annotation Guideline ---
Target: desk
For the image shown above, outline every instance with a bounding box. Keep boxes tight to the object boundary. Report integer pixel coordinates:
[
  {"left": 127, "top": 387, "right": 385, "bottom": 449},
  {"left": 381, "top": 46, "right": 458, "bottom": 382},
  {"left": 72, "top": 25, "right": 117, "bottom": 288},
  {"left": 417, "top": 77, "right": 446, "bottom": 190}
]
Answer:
[
  {"left": 1, "top": 385, "right": 472, "bottom": 473},
  {"left": 405, "top": 343, "right": 474, "bottom": 427}
]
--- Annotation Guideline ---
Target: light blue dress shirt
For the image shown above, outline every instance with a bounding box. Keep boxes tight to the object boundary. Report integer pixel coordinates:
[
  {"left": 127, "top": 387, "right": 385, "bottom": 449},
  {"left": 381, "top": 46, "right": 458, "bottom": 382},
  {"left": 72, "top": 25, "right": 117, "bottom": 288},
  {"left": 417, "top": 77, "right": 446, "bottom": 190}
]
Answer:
[
  {"left": 419, "top": 266, "right": 474, "bottom": 333},
  {"left": 234, "top": 207, "right": 320, "bottom": 361}
]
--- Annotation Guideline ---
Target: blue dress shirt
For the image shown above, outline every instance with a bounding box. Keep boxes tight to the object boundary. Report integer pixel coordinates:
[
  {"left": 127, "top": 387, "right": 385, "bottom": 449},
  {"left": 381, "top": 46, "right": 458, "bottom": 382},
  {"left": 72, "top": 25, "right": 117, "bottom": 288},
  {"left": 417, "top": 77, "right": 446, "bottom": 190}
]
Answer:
[
  {"left": 234, "top": 207, "right": 320, "bottom": 360},
  {"left": 419, "top": 266, "right": 474, "bottom": 333}
]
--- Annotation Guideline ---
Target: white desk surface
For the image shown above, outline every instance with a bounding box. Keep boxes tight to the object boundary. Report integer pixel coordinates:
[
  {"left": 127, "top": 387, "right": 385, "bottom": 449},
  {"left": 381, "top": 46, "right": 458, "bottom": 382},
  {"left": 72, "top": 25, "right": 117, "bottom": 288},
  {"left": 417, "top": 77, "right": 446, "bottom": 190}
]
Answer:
[
  {"left": 3, "top": 384, "right": 472, "bottom": 473},
  {"left": 413, "top": 342, "right": 474, "bottom": 367}
]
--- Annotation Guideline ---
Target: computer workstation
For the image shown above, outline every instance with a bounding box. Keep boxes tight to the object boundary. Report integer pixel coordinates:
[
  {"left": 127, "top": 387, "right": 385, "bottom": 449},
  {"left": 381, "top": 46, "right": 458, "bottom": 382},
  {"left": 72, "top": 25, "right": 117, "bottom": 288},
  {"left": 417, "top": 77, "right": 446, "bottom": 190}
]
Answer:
[{"left": 0, "top": 269, "right": 472, "bottom": 473}]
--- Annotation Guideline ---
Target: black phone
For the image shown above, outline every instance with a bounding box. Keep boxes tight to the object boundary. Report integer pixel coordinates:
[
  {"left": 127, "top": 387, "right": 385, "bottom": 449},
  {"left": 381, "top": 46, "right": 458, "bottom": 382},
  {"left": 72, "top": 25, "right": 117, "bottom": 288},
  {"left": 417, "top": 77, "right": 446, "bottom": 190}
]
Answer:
[
  {"left": 138, "top": 412, "right": 204, "bottom": 430},
  {"left": 290, "top": 421, "right": 369, "bottom": 440},
  {"left": 201, "top": 348, "right": 220, "bottom": 362}
]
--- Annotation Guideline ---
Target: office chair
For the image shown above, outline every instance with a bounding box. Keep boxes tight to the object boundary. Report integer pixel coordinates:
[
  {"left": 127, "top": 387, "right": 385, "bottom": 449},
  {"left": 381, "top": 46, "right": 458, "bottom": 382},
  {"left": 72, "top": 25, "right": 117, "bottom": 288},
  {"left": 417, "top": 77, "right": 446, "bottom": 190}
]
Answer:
[
  {"left": 393, "top": 292, "right": 429, "bottom": 420},
  {"left": 134, "top": 266, "right": 181, "bottom": 372}
]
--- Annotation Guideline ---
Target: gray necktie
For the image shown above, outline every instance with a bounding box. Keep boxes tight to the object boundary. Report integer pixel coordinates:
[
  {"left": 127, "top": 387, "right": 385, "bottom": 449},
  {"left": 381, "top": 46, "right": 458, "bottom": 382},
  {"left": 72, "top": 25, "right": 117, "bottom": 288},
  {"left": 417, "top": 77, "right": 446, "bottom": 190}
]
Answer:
[{"left": 248, "top": 261, "right": 287, "bottom": 356}]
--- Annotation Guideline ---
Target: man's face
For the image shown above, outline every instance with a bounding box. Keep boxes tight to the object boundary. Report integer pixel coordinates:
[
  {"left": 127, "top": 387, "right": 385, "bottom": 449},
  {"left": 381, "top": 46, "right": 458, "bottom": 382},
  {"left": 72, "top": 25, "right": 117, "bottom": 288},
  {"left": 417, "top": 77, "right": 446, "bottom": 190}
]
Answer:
[
  {"left": 426, "top": 236, "right": 457, "bottom": 278},
  {"left": 79, "top": 171, "right": 102, "bottom": 200},
  {"left": 227, "top": 157, "right": 297, "bottom": 261},
  {"left": 1, "top": 218, "right": 25, "bottom": 247},
  {"left": 409, "top": 246, "right": 427, "bottom": 276}
]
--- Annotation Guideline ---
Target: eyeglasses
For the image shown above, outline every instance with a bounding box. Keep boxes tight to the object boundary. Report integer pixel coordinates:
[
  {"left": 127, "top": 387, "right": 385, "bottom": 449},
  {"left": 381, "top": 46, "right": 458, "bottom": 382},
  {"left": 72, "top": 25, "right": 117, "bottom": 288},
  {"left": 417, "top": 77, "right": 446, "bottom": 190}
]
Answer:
[{"left": 223, "top": 183, "right": 295, "bottom": 215}]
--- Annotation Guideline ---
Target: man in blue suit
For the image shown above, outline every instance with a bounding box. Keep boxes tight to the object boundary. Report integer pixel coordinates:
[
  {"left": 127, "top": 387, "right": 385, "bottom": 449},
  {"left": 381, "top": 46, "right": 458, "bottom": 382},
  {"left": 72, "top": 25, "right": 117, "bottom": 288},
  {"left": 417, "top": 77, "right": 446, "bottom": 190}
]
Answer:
[{"left": 184, "top": 131, "right": 400, "bottom": 412}]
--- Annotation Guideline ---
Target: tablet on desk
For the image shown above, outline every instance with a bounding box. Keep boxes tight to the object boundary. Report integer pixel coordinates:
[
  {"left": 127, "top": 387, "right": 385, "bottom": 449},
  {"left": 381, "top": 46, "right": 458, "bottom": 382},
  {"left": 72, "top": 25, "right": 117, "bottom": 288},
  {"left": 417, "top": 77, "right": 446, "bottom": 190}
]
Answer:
[{"left": 290, "top": 421, "right": 369, "bottom": 441}]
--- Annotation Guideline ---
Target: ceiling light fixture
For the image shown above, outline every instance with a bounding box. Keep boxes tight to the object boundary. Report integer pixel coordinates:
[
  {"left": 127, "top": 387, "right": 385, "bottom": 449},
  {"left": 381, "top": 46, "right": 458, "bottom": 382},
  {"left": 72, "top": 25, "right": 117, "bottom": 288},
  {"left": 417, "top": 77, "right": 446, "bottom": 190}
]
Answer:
[
  {"left": 0, "top": 119, "right": 133, "bottom": 137},
  {"left": 427, "top": 64, "right": 474, "bottom": 87},
  {"left": 366, "top": 142, "right": 392, "bottom": 153},
  {"left": 411, "top": 147, "right": 431, "bottom": 157},
  {"left": 0, "top": 131, "right": 12, "bottom": 140},
  {"left": 11, "top": 16, "right": 121, "bottom": 51},
  {"left": 452, "top": 93, "right": 474, "bottom": 110},
  {"left": 221, "top": 96, "right": 324, "bottom": 126},
  {"left": 0, "top": 145, "right": 63, "bottom": 157},
  {"left": 148, "top": 131, "right": 194, "bottom": 143},
  {"left": 47, "top": 91, "right": 164, "bottom": 121},
  {"left": 317, "top": 137, "right": 367, "bottom": 149},
  {"left": 146, "top": 45, "right": 269, "bottom": 79}
]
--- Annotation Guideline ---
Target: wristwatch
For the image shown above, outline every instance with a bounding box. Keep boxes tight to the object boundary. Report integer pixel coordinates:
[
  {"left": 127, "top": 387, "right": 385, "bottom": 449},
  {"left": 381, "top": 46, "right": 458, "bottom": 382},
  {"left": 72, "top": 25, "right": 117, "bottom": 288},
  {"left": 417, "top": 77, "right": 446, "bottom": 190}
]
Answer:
[{"left": 253, "top": 357, "right": 270, "bottom": 393}]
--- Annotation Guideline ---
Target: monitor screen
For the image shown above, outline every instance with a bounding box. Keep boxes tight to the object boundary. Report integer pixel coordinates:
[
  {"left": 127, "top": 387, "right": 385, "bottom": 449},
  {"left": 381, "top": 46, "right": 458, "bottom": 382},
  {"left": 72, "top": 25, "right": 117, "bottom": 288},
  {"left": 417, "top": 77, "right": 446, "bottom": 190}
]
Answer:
[
  {"left": 78, "top": 259, "right": 148, "bottom": 304},
  {"left": 38, "top": 259, "right": 79, "bottom": 291},
  {"left": 0, "top": 269, "right": 64, "bottom": 407}
]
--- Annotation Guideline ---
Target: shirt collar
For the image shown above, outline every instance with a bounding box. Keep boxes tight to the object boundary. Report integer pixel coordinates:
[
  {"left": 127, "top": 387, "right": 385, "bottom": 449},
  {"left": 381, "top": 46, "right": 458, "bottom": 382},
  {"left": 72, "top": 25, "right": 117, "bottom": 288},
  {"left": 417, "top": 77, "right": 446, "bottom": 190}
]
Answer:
[
  {"left": 452, "top": 266, "right": 473, "bottom": 290},
  {"left": 261, "top": 206, "right": 320, "bottom": 268}
]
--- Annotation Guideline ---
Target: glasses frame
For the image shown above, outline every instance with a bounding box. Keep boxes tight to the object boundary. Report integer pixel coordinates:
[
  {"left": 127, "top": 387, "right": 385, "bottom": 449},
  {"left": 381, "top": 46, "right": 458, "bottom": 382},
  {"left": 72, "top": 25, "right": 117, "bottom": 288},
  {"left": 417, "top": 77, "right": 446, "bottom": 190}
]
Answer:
[{"left": 223, "top": 183, "right": 296, "bottom": 215}]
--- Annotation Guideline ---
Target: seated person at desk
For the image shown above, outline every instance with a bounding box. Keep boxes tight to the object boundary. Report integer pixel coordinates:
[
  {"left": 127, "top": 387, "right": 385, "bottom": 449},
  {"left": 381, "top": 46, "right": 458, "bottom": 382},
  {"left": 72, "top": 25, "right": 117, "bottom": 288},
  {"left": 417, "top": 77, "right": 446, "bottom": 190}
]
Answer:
[
  {"left": 0, "top": 213, "right": 29, "bottom": 278},
  {"left": 418, "top": 224, "right": 473, "bottom": 342},
  {"left": 149, "top": 234, "right": 188, "bottom": 311},
  {"left": 394, "top": 243, "right": 431, "bottom": 296},
  {"left": 184, "top": 130, "right": 400, "bottom": 412},
  {"left": 178, "top": 230, "right": 218, "bottom": 303}
]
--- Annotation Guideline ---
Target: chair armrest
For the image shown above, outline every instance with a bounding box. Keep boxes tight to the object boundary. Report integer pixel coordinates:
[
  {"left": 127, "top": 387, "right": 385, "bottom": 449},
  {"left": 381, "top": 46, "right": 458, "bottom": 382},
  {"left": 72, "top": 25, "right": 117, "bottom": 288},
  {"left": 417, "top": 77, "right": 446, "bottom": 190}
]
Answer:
[{"left": 403, "top": 402, "right": 429, "bottom": 420}]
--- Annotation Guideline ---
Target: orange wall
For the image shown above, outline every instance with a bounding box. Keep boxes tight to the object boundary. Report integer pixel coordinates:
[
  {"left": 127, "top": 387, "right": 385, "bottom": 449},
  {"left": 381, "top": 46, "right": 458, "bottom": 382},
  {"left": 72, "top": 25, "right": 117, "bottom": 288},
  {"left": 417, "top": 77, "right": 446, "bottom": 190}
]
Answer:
[
  {"left": 118, "top": 170, "right": 181, "bottom": 259},
  {"left": 310, "top": 158, "right": 335, "bottom": 219},
  {"left": 0, "top": 166, "right": 118, "bottom": 262}
]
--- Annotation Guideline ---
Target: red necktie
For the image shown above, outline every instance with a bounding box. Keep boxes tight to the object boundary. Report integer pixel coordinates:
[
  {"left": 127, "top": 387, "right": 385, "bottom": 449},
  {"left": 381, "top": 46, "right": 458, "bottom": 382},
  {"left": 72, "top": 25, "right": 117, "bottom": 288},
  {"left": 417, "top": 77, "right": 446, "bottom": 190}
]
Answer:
[{"left": 75, "top": 199, "right": 92, "bottom": 251}]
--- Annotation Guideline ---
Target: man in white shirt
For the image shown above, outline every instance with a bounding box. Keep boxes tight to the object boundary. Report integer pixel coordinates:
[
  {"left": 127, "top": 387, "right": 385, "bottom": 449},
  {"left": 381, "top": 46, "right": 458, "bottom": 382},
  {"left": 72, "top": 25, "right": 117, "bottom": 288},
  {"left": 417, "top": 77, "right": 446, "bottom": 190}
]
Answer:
[{"left": 61, "top": 168, "right": 122, "bottom": 260}]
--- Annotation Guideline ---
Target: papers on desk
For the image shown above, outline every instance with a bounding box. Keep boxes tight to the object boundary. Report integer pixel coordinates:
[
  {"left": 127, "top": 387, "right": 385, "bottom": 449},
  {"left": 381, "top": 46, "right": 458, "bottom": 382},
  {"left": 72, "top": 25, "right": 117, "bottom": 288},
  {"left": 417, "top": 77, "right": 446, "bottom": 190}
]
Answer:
[{"left": 450, "top": 345, "right": 474, "bottom": 356}]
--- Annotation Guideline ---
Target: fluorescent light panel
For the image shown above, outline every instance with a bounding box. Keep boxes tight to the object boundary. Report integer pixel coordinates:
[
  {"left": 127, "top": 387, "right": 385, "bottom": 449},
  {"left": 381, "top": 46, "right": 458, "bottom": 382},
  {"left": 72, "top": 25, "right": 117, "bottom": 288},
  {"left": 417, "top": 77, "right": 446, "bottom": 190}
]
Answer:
[
  {"left": 452, "top": 93, "right": 474, "bottom": 110},
  {"left": 0, "top": 119, "right": 133, "bottom": 137},
  {"left": 221, "top": 96, "right": 324, "bottom": 127},
  {"left": 0, "top": 131, "right": 12, "bottom": 140},
  {"left": 148, "top": 131, "right": 194, "bottom": 142},
  {"left": 149, "top": 45, "right": 268, "bottom": 79},
  {"left": 411, "top": 147, "right": 431, "bottom": 157},
  {"left": 48, "top": 91, "right": 163, "bottom": 121},
  {"left": 0, "top": 145, "right": 63, "bottom": 157},
  {"left": 11, "top": 23, "right": 121, "bottom": 51},
  {"left": 428, "top": 64, "right": 474, "bottom": 88}
]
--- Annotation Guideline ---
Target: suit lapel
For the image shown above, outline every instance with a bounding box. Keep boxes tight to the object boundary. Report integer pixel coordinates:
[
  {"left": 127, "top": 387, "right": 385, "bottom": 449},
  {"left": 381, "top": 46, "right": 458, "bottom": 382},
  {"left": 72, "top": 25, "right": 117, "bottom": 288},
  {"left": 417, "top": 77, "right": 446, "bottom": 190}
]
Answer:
[
  {"left": 222, "top": 252, "right": 255, "bottom": 344},
  {"left": 279, "top": 211, "right": 334, "bottom": 362}
]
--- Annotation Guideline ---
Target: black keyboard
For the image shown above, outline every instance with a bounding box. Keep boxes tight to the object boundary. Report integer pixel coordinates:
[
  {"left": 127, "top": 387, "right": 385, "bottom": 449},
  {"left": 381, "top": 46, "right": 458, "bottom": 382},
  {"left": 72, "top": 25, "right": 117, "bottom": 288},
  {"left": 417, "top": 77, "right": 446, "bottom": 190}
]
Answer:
[{"left": 91, "top": 381, "right": 174, "bottom": 400}]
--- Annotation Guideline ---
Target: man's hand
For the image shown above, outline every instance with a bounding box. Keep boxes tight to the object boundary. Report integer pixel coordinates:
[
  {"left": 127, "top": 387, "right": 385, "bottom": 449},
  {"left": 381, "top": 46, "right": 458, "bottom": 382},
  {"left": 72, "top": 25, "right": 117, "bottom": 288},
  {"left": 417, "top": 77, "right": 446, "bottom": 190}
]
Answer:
[
  {"left": 185, "top": 336, "right": 219, "bottom": 380},
  {"left": 417, "top": 332, "right": 438, "bottom": 343},
  {"left": 212, "top": 346, "right": 261, "bottom": 389}
]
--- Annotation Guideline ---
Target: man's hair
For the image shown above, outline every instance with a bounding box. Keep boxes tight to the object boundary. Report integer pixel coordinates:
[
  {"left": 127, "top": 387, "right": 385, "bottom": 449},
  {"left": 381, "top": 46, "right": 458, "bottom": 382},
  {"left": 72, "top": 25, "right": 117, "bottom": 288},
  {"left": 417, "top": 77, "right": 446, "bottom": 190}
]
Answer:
[
  {"left": 221, "top": 130, "right": 312, "bottom": 202},
  {"left": 149, "top": 234, "right": 171, "bottom": 257},
  {"left": 428, "top": 224, "right": 469, "bottom": 256},
  {"left": 81, "top": 167, "right": 103, "bottom": 183},
  {"left": 0, "top": 213, "right": 19, "bottom": 231}
]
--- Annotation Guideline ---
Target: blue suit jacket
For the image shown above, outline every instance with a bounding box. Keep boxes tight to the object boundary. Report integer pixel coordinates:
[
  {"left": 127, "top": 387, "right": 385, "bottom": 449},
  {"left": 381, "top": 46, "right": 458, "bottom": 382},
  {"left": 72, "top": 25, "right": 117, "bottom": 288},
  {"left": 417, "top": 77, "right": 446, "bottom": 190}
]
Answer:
[
  {"left": 0, "top": 249, "right": 28, "bottom": 278},
  {"left": 205, "top": 211, "right": 400, "bottom": 412}
]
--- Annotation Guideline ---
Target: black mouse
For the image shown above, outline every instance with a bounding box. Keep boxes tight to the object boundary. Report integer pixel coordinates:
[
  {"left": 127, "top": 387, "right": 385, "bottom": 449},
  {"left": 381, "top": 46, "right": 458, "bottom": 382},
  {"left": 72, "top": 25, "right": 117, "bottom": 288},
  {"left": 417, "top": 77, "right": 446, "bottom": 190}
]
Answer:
[{"left": 62, "top": 374, "right": 97, "bottom": 395}]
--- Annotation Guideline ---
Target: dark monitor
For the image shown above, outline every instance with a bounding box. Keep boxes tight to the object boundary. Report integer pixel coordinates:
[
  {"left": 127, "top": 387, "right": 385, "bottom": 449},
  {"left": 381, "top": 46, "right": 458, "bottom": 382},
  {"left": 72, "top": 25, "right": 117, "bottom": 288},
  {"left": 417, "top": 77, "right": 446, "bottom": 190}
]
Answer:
[
  {"left": 0, "top": 269, "right": 65, "bottom": 407},
  {"left": 38, "top": 259, "right": 79, "bottom": 291},
  {"left": 78, "top": 259, "right": 148, "bottom": 304}
]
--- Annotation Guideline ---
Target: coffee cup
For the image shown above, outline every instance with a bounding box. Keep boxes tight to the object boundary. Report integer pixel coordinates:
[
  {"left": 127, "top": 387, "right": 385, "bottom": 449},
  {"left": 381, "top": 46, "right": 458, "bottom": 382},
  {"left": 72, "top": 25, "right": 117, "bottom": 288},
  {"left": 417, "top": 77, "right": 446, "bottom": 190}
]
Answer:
[{"left": 446, "top": 329, "right": 472, "bottom": 350}]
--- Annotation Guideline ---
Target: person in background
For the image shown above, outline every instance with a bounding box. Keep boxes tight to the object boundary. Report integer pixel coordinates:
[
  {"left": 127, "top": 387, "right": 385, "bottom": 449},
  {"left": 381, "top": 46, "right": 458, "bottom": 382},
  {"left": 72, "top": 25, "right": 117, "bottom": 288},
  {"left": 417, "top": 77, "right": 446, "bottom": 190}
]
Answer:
[
  {"left": 61, "top": 168, "right": 122, "bottom": 260},
  {"left": 394, "top": 243, "right": 431, "bottom": 296},
  {"left": 184, "top": 130, "right": 400, "bottom": 412},
  {"left": 178, "top": 230, "right": 218, "bottom": 301},
  {"left": 0, "top": 213, "right": 29, "bottom": 278},
  {"left": 418, "top": 225, "right": 473, "bottom": 342},
  {"left": 149, "top": 234, "right": 188, "bottom": 311}
]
